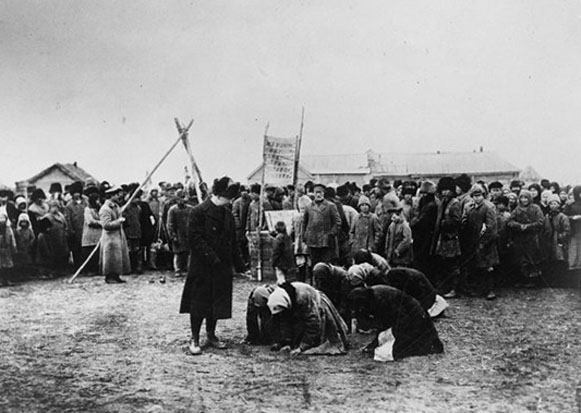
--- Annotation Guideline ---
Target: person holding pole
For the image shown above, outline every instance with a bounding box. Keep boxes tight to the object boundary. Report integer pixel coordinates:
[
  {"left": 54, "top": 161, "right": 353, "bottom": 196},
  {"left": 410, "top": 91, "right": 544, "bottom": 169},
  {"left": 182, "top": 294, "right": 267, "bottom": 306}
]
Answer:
[
  {"left": 99, "top": 186, "right": 130, "bottom": 284},
  {"left": 179, "top": 176, "right": 245, "bottom": 355}
]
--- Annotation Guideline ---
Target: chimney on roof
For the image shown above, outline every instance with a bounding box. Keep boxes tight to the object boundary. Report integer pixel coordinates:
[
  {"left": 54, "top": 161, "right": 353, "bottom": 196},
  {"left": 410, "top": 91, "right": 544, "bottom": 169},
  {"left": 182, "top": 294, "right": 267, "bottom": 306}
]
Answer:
[
  {"left": 436, "top": 150, "right": 440, "bottom": 154},
  {"left": 74, "top": 161, "right": 77, "bottom": 167},
  {"left": 479, "top": 146, "right": 483, "bottom": 152}
]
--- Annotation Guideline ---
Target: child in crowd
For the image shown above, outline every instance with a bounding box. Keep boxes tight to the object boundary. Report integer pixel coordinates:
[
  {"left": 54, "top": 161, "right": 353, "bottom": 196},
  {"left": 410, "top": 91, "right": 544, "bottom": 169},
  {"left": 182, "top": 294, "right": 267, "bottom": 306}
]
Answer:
[
  {"left": 15, "top": 213, "right": 35, "bottom": 268},
  {"left": 385, "top": 207, "right": 413, "bottom": 267},
  {"left": 35, "top": 217, "right": 53, "bottom": 270},
  {"left": 0, "top": 213, "right": 17, "bottom": 287},
  {"left": 350, "top": 195, "right": 382, "bottom": 256},
  {"left": 272, "top": 221, "right": 295, "bottom": 284}
]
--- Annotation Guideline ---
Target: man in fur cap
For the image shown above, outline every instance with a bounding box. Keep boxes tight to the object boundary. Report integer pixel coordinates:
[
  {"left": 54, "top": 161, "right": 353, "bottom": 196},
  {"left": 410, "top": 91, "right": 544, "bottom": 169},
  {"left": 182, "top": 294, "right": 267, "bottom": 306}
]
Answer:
[
  {"left": 432, "top": 177, "right": 462, "bottom": 295},
  {"left": 180, "top": 176, "right": 246, "bottom": 355}
]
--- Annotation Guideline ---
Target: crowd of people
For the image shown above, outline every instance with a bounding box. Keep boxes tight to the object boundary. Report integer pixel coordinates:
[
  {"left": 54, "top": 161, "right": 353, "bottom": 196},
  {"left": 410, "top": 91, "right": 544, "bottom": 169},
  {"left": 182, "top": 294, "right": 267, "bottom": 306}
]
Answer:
[{"left": 1, "top": 172, "right": 579, "bottom": 360}]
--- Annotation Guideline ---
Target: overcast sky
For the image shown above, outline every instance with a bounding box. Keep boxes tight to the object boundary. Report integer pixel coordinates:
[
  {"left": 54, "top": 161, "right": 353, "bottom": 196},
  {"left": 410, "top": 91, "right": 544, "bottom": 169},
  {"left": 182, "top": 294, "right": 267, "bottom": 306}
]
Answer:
[{"left": 2, "top": 0, "right": 581, "bottom": 188}]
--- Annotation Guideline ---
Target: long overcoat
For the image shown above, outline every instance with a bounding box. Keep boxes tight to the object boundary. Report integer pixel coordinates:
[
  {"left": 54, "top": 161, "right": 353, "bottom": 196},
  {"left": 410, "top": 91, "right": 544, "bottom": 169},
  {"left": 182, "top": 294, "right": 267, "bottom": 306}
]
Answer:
[
  {"left": 463, "top": 200, "right": 499, "bottom": 269},
  {"left": 179, "top": 198, "right": 243, "bottom": 319},
  {"left": 431, "top": 197, "right": 462, "bottom": 258},
  {"left": 302, "top": 200, "right": 341, "bottom": 248},
  {"left": 167, "top": 203, "right": 193, "bottom": 253},
  {"left": 65, "top": 199, "right": 87, "bottom": 250},
  {"left": 99, "top": 200, "right": 131, "bottom": 275}
]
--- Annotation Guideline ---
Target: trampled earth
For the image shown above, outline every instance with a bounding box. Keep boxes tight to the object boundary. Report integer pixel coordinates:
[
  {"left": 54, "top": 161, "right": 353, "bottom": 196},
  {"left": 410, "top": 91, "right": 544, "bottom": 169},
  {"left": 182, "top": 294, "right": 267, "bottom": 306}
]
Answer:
[{"left": 1, "top": 273, "right": 580, "bottom": 412}]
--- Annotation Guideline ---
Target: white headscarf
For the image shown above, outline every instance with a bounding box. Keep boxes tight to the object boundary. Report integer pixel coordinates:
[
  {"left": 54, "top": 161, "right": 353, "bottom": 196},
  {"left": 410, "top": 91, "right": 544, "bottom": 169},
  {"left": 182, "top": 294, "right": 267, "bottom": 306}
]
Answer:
[{"left": 267, "top": 287, "right": 292, "bottom": 315}]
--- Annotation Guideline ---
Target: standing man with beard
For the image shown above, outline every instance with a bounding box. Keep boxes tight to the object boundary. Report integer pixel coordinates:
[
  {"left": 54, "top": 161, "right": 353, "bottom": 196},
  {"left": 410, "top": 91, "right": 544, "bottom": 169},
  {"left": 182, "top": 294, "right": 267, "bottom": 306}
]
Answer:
[
  {"left": 302, "top": 183, "right": 341, "bottom": 266},
  {"left": 180, "top": 177, "right": 245, "bottom": 355}
]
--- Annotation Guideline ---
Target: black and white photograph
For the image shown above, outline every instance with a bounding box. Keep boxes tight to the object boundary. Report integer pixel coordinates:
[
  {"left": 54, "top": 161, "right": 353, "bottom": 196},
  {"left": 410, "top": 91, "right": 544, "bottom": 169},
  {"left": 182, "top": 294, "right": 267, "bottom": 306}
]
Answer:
[{"left": 1, "top": 1, "right": 580, "bottom": 412}]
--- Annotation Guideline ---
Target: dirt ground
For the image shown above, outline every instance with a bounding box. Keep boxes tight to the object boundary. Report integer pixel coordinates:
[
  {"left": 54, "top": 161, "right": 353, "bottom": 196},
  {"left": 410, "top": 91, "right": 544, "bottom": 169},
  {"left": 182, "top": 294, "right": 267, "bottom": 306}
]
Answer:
[{"left": 1, "top": 272, "right": 580, "bottom": 413}]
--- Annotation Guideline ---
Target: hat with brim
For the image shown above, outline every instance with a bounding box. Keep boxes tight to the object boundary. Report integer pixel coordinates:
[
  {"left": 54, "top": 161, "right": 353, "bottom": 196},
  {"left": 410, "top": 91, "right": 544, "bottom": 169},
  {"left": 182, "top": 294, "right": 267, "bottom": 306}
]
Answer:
[
  {"left": 313, "top": 182, "right": 326, "bottom": 190},
  {"left": 105, "top": 185, "right": 123, "bottom": 195}
]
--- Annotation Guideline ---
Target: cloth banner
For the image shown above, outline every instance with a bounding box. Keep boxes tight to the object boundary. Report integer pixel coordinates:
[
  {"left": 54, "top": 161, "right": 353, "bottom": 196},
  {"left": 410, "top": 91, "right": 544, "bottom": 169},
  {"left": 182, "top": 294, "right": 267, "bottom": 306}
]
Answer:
[
  {"left": 263, "top": 136, "right": 298, "bottom": 186},
  {"left": 264, "top": 210, "right": 298, "bottom": 235}
]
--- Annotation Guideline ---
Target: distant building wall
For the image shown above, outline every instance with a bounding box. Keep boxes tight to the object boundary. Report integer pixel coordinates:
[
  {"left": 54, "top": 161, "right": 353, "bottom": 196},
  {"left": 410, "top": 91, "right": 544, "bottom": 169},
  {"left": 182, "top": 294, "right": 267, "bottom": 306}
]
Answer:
[{"left": 17, "top": 169, "right": 74, "bottom": 195}]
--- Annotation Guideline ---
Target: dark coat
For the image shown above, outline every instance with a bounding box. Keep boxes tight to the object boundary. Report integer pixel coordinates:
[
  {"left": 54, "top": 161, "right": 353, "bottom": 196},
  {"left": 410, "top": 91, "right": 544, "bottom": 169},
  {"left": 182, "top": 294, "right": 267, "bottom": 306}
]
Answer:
[
  {"left": 542, "top": 211, "right": 570, "bottom": 261},
  {"left": 272, "top": 232, "right": 295, "bottom": 272},
  {"left": 411, "top": 195, "right": 438, "bottom": 262},
  {"left": 366, "top": 267, "right": 437, "bottom": 313},
  {"left": 179, "top": 198, "right": 244, "bottom": 319},
  {"left": 302, "top": 199, "right": 341, "bottom": 248},
  {"left": 508, "top": 198, "right": 544, "bottom": 267},
  {"left": 275, "top": 282, "right": 349, "bottom": 354},
  {"left": 167, "top": 203, "right": 193, "bottom": 253},
  {"left": 385, "top": 220, "right": 413, "bottom": 266},
  {"left": 463, "top": 200, "right": 499, "bottom": 268},
  {"left": 348, "top": 285, "right": 443, "bottom": 360},
  {"left": 65, "top": 199, "right": 87, "bottom": 250},
  {"left": 432, "top": 197, "right": 462, "bottom": 258},
  {"left": 137, "top": 201, "right": 156, "bottom": 246},
  {"left": 232, "top": 195, "right": 251, "bottom": 238},
  {"left": 312, "top": 263, "right": 352, "bottom": 329}
]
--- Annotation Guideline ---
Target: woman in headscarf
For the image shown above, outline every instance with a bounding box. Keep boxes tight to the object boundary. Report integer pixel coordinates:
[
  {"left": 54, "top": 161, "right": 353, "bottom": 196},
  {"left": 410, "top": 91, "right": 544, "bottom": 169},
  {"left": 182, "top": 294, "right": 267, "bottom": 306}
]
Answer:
[
  {"left": 0, "top": 212, "right": 17, "bottom": 287},
  {"left": 267, "top": 282, "right": 349, "bottom": 356},
  {"left": 564, "top": 185, "right": 581, "bottom": 270},
  {"left": 28, "top": 189, "right": 49, "bottom": 237},
  {"left": 508, "top": 189, "right": 544, "bottom": 286},
  {"left": 528, "top": 183, "right": 543, "bottom": 208},
  {"left": 244, "top": 284, "right": 277, "bottom": 345}
]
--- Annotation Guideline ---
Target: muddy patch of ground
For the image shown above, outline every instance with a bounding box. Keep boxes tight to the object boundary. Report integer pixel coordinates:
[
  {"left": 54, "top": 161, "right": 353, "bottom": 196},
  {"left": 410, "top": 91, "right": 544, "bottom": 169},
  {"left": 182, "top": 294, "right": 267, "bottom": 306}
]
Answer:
[{"left": 1, "top": 273, "right": 580, "bottom": 412}]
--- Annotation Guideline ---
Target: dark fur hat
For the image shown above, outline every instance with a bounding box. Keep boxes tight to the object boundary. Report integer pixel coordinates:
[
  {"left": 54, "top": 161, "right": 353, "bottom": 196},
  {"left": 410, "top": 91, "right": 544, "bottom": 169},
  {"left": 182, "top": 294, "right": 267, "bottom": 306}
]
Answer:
[
  {"left": 455, "top": 174, "right": 472, "bottom": 193},
  {"left": 336, "top": 184, "right": 349, "bottom": 197},
  {"left": 49, "top": 182, "right": 63, "bottom": 194},
  {"left": 489, "top": 181, "right": 503, "bottom": 190},
  {"left": 31, "top": 188, "right": 47, "bottom": 201},
  {"left": 69, "top": 181, "right": 84, "bottom": 195},
  {"left": 212, "top": 176, "right": 240, "bottom": 199},
  {"left": 437, "top": 177, "right": 456, "bottom": 193}
]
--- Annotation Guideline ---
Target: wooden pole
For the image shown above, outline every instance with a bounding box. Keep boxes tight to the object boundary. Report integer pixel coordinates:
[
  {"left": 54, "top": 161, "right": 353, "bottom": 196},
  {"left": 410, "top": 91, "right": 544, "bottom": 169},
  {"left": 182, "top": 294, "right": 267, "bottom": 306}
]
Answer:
[
  {"left": 256, "top": 122, "right": 269, "bottom": 282},
  {"left": 293, "top": 106, "right": 305, "bottom": 208},
  {"left": 174, "top": 118, "right": 205, "bottom": 203},
  {"left": 67, "top": 120, "right": 195, "bottom": 284}
]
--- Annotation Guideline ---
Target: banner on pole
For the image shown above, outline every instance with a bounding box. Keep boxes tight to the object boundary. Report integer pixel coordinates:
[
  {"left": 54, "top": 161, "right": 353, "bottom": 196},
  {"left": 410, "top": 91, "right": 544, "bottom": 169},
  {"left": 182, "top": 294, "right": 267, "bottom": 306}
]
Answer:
[{"left": 263, "top": 135, "right": 297, "bottom": 186}]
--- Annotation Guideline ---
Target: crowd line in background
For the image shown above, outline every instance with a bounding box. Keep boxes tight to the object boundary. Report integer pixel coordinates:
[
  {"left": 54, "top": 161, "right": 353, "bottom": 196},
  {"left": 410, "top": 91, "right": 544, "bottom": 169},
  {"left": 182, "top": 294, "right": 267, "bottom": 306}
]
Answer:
[{"left": 0, "top": 175, "right": 580, "bottom": 297}]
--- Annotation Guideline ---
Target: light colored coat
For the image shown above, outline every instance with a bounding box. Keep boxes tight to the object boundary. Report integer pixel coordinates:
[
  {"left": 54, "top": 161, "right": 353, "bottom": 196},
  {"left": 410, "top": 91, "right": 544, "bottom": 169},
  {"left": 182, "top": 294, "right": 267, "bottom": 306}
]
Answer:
[
  {"left": 82, "top": 207, "right": 102, "bottom": 247},
  {"left": 99, "top": 200, "right": 130, "bottom": 275}
]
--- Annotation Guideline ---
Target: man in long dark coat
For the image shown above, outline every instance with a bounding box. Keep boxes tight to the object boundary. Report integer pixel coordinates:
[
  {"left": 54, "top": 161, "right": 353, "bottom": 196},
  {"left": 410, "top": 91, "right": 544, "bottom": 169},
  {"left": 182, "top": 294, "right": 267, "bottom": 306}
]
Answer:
[{"left": 180, "top": 176, "right": 244, "bottom": 355}]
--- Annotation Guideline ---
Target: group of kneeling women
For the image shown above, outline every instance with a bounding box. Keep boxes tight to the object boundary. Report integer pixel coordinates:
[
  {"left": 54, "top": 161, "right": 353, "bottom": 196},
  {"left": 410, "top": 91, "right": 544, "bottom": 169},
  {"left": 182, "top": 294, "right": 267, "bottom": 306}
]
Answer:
[{"left": 244, "top": 250, "right": 448, "bottom": 361}]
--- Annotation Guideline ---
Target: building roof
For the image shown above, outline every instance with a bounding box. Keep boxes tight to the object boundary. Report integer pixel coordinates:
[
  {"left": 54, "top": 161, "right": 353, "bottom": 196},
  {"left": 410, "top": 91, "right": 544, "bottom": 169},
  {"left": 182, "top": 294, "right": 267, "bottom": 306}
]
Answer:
[
  {"left": 20, "top": 162, "right": 97, "bottom": 184},
  {"left": 371, "top": 151, "right": 520, "bottom": 176},
  {"left": 301, "top": 153, "right": 370, "bottom": 175},
  {"left": 248, "top": 150, "right": 520, "bottom": 181}
]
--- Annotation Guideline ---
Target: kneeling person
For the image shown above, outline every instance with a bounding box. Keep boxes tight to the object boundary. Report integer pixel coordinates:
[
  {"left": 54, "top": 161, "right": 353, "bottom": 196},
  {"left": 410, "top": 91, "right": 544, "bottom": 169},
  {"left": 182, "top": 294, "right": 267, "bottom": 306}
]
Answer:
[
  {"left": 267, "top": 282, "right": 349, "bottom": 356},
  {"left": 348, "top": 285, "right": 443, "bottom": 361}
]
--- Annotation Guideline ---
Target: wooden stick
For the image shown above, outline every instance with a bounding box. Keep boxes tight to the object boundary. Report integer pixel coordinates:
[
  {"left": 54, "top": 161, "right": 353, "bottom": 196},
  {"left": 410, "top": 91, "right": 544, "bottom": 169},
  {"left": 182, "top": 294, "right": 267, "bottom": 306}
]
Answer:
[
  {"left": 293, "top": 106, "right": 305, "bottom": 208},
  {"left": 67, "top": 120, "right": 195, "bottom": 284},
  {"left": 256, "top": 122, "right": 269, "bottom": 282},
  {"left": 174, "top": 118, "right": 205, "bottom": 203}
]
